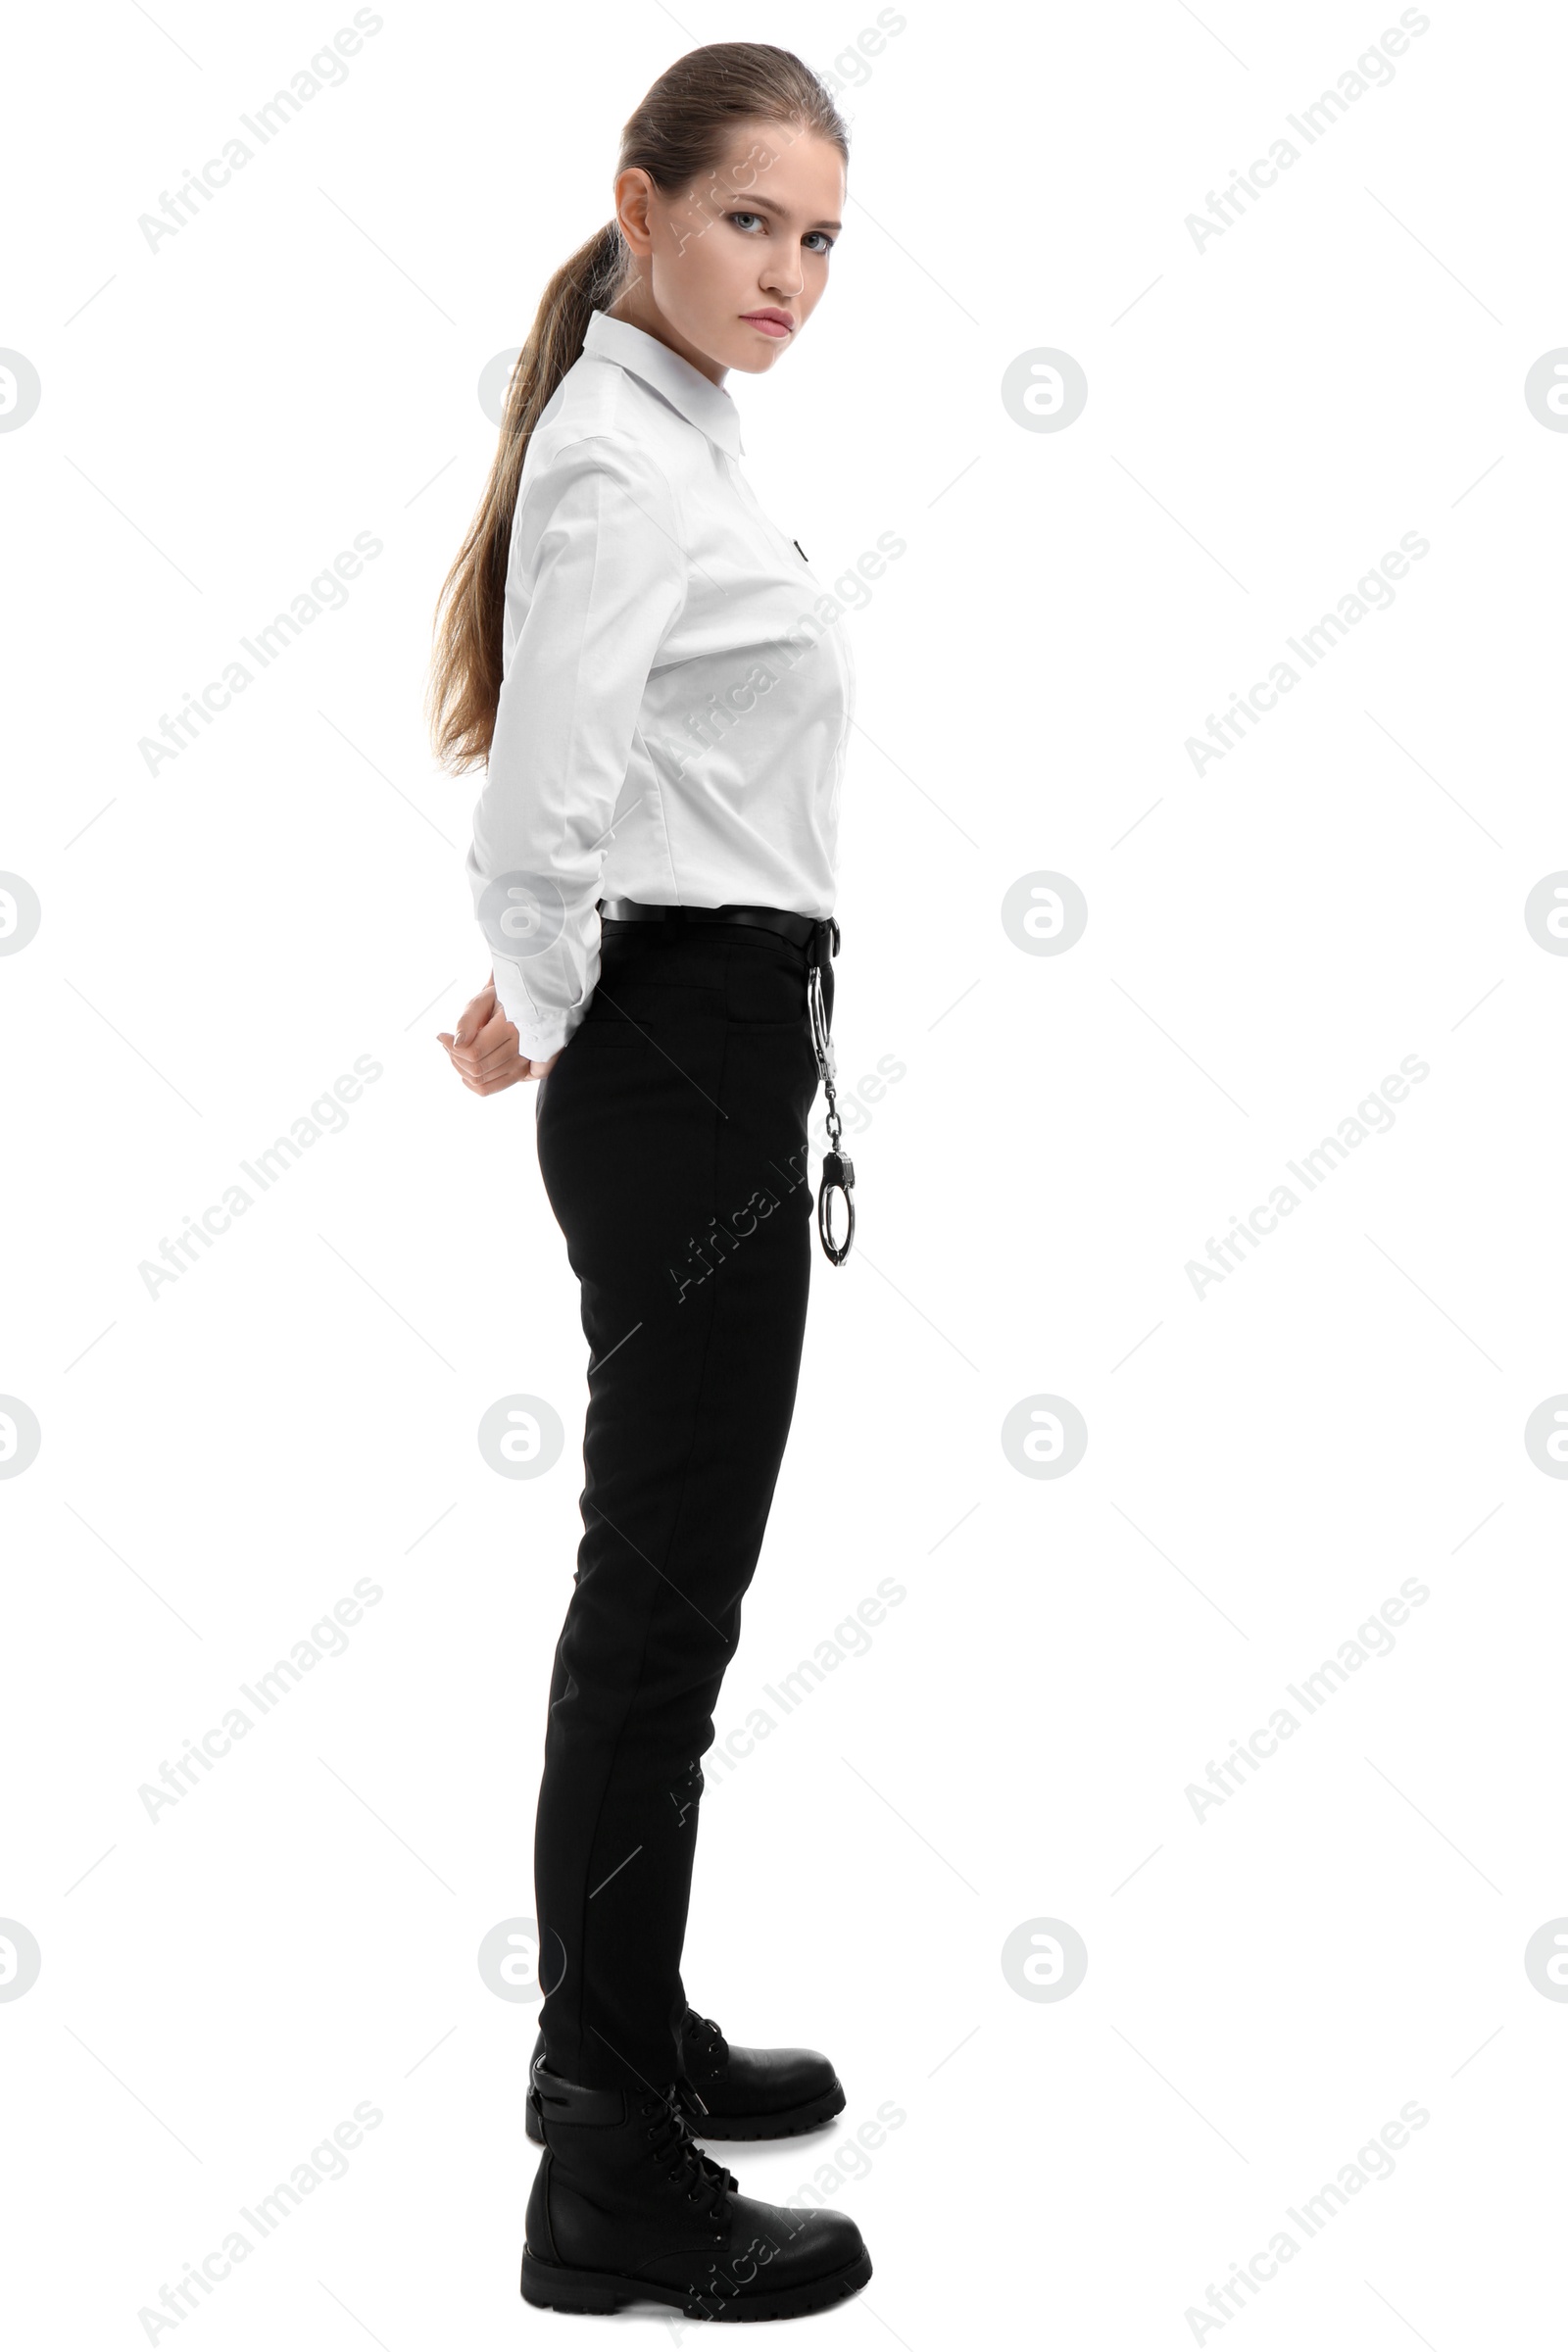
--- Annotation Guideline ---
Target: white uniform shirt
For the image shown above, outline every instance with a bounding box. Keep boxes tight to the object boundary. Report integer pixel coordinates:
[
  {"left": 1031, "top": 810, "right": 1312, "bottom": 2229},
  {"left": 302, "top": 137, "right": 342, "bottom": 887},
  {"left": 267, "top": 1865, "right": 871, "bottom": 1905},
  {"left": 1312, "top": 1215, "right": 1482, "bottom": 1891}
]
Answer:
[{"left": 465, "top": 310, "right": 856, "bottom": 1061}]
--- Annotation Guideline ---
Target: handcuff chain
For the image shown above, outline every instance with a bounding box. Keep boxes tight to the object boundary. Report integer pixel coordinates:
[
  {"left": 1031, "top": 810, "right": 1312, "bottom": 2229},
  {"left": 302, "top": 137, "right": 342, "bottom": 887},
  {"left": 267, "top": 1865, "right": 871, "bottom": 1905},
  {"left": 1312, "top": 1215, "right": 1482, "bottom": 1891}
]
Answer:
[{"left": 808, "top": 937, "right": 855, "bottom": 1267}]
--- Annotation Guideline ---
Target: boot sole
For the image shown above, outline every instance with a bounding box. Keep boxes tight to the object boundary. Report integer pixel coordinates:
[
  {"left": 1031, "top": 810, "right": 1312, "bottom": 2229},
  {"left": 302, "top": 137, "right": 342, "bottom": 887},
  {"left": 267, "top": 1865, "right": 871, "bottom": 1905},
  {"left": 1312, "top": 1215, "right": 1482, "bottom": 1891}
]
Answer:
[
  {"left": 687, "top": 2082, "right": 847, "bottom": 2141},
  {"left": 521, "top": 2244, "right": 871, "bottom": 2321},
  {"left": 524, "top": 2080, "right": 846, "bottom": 2147}
]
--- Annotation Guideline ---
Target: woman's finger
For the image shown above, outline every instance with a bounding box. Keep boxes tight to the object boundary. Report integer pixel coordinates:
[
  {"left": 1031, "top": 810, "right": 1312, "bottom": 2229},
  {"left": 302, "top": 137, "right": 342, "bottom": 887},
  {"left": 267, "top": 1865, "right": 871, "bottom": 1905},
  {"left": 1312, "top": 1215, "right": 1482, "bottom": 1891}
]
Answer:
[
  {"left": 437, "top": 1030, "right": 535, "bottom": 1094},
  {"left": 451, "top": 981, "right": 498, "bottom": 1050},
  {"left": 452, "top": 1030, "right": 521, "bottom": 1079}
]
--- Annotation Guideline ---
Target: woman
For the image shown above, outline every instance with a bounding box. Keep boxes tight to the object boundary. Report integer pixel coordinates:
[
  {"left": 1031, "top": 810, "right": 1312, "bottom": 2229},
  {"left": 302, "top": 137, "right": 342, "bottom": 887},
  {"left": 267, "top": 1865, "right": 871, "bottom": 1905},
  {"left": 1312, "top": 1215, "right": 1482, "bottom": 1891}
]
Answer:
[{"left": 426, "top": 43, "right": 867, "bottom": 2325}]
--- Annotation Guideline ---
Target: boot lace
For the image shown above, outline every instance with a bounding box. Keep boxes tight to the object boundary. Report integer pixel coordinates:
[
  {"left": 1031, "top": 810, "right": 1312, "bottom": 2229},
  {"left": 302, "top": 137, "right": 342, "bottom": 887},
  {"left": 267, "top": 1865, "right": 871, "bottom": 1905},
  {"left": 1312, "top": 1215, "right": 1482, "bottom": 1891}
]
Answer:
[
  {"left": 640, "top": 2086, "right": 737, "bottom": 2222},
  {"left": 683, "top": 2007, "right": 730, "bottom": 2070}
]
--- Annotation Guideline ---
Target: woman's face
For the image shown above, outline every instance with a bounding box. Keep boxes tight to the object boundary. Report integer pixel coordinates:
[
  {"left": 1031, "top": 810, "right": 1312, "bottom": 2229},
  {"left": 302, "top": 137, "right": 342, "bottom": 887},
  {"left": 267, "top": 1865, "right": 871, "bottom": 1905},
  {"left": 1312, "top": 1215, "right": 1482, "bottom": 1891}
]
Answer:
[{"left": 612, "top": 120, "right": 846, "bottom": 383}]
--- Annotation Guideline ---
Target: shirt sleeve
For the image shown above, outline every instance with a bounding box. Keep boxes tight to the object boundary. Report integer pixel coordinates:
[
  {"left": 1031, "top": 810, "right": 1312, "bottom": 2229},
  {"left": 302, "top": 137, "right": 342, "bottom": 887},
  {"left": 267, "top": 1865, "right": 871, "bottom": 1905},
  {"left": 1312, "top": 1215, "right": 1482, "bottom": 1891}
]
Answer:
[{"left": 465, "top": 430, "right": 688, "bottom": 1060}]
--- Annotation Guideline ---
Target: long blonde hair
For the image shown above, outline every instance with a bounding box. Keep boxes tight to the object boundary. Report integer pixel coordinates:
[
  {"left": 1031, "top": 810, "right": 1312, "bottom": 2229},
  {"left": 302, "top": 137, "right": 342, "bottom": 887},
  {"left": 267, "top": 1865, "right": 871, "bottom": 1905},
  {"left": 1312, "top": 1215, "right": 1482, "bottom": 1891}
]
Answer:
[{"left": 425, "top": 42, "right": 849, "bottom": 771}]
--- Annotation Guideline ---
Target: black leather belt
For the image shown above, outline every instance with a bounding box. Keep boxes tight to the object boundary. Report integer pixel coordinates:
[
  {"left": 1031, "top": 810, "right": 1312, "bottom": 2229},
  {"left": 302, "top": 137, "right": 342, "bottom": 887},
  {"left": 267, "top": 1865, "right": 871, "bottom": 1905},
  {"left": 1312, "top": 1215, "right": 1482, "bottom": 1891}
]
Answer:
[{"left": 599, "top": 898, "right": 839, "bottom": 959}]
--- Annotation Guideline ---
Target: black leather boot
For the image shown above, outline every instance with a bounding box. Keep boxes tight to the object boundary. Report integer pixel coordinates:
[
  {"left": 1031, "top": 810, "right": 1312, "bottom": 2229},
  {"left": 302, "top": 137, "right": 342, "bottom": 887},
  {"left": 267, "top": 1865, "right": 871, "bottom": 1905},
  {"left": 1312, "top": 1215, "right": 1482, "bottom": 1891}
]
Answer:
[
  {"left": 521, "top": 2057, "right": 871, "bottom": 2321},
  {"left": 678, "top": 2008, "right": 846, "bottom": 2141},
  {"left": 524, "top": 2007, "right": 845, "bottom": 2145}
]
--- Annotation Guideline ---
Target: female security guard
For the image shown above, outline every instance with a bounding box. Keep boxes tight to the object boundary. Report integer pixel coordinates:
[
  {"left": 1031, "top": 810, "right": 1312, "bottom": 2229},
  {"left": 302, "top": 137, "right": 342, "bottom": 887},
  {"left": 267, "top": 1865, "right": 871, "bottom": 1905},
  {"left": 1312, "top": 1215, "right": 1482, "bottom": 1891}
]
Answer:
[{"left": 428, "top": 42, "right": 866, "bottom": 2323}]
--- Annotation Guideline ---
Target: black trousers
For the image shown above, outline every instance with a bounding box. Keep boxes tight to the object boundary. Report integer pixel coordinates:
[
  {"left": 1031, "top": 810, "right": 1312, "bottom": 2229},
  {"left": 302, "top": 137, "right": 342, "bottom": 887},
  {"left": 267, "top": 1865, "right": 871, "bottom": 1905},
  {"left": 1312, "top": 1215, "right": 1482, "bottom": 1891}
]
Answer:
[{"left": 531, "top": 915, "right": 832, "bottom": 2090}]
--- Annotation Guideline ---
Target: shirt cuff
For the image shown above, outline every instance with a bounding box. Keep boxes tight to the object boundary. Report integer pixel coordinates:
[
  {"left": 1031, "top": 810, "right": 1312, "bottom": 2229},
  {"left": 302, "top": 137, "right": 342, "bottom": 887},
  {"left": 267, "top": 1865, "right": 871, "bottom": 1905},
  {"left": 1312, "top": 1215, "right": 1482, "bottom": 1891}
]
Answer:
[{"left": 490, "top": 958, "right": 582, "bottom": 1063}]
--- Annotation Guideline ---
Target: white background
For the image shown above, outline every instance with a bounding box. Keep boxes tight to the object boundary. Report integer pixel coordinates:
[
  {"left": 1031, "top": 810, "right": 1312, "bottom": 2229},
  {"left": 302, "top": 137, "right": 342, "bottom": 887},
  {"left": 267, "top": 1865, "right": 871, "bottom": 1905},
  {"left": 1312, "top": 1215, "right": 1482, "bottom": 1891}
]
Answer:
[{"left": 5, "top": 1, "right": 1566, "bottom": 2344}]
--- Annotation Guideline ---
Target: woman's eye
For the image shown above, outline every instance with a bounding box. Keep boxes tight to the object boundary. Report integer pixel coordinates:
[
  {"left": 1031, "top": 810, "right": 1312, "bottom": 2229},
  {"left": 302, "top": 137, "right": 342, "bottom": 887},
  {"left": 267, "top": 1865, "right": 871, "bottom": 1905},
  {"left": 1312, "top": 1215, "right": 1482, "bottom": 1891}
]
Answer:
[{"left": 726, "top": 213, "right": 835, "bottom": 255}]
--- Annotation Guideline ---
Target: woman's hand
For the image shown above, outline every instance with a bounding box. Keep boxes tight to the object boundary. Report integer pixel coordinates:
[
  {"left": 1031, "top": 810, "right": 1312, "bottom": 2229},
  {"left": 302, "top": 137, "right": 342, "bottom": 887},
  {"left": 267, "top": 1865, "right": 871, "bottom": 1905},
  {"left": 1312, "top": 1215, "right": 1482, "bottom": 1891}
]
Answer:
[{"left": 438, "top": 977, "right": 561, "bottom": 1095}]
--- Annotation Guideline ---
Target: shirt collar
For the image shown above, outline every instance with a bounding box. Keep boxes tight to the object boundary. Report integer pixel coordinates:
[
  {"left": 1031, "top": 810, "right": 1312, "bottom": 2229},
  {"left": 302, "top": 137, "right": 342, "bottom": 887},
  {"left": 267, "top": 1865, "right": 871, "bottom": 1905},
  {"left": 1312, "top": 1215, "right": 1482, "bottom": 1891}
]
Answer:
[{"left": 581, "top": 311, "right": 744, "bottom": 459}]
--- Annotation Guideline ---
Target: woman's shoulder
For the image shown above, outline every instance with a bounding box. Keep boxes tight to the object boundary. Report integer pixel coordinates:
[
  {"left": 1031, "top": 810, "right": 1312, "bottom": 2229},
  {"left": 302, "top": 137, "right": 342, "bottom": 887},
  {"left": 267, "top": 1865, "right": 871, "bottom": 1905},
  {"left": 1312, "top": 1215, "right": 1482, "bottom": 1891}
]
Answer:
[
  {"left": 525, "top": 355, "right": 701, "bottom": 503},
  {"left": 511, "top": 380, "right": 688, "bottom": 586}
]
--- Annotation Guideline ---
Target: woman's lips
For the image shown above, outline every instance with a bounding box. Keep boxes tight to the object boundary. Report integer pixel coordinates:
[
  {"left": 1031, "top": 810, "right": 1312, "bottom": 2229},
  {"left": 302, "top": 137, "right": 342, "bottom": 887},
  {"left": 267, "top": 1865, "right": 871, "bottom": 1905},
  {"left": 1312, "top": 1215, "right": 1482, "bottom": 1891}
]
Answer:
[{"left": 742, "top": 311, "right": 794, "bottom": 338}]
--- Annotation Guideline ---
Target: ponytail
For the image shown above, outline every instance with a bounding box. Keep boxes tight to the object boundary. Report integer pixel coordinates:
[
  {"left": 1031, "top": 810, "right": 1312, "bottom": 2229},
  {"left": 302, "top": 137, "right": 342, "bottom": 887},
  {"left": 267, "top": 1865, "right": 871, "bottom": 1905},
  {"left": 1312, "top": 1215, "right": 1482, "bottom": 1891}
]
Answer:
[{"left": 425, "top": 220, "right": 625, "bottom": 769}]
